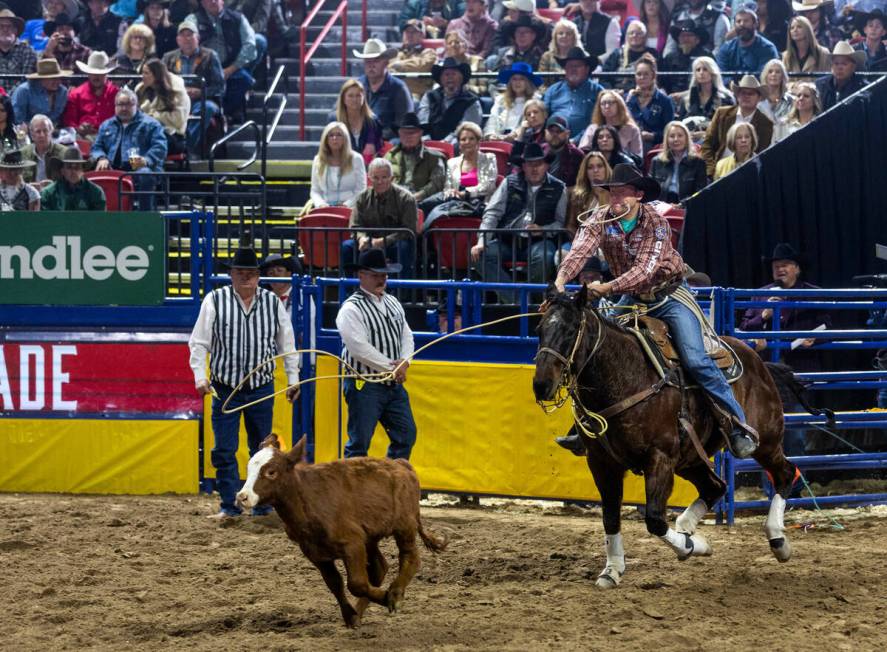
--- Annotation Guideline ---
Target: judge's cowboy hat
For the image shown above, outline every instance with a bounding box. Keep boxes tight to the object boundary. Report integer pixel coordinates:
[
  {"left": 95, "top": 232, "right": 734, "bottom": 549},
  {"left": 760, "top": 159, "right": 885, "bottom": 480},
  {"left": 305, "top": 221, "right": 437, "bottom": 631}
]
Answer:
[
  {"left": 594, "top": 163, "right": 661, "bottom": 203},
  {"left": 730, "top": 73, "right": 765, "bottom": 96},
  {"left": 353, "top": 38, "right": 397, "bottom": 59},
  {"left": 26, "top": 59, "right": 73, "bottom": 80},
  {"left": 555, "top": 46, "right": 595, "bottom": 68},
  {"left": 345, "top": 248, "right": 403, "bottom": 274},
  {"left": 668, "top": 18, "right": 710, "bottom": 46},
  {"left": 829, "top": 40, "right": 866, "bottom": 67},
  {"left": 260, "top": 253, "right": 303, "bottom": 275},
  {"left": 763, "top": 242, "right": 805, "bottom": 266},
  {"left": 501, "top": 14, "right": 547, "bottom": 43},
  {"left": 0, "top": 150, "right": 35, "bottom": 170},
  {"left": 226, "top": 234, "right": 261, "bottom": 270},
  {"left": 431, "top": 57, "right": 472, "bottom": 84},
  {"left": 76, "top": 50, "right": 118, "bottom": 75},
  {"left": 496, "top": 61, "right": 543, "bottom": 87},
  {"left": 0, "top": 9, "right": 25, "bottom": 37}
]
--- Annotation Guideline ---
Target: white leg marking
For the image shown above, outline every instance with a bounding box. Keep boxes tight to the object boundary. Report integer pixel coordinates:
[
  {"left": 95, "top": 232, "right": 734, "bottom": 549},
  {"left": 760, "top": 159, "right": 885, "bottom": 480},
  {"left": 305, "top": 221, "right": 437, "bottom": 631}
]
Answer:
[
  {"left": 596, "top": 533, "right": 625, "bottom": 589},
  {"left": 764, "top": 494, "right": 792, "bottom": 562},
  {"left": 660, "top": 527, "right": 712, "bottom": 561},
  {"left": 675, "top": 498, "right": 708, "bottom": 535}
]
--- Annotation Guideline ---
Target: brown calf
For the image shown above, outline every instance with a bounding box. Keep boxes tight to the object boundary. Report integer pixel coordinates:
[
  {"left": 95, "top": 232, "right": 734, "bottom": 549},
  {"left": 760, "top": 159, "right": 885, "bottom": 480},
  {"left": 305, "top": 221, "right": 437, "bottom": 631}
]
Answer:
[{"left": 235, "top": 434, "right": 447, "bottom": 628}]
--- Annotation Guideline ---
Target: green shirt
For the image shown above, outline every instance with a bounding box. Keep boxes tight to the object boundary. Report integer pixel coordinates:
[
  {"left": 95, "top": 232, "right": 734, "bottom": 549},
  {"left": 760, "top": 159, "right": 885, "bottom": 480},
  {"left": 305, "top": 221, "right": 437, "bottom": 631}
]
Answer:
[{"left": 40, "top": 178, "right": 107, "bottom": 211}]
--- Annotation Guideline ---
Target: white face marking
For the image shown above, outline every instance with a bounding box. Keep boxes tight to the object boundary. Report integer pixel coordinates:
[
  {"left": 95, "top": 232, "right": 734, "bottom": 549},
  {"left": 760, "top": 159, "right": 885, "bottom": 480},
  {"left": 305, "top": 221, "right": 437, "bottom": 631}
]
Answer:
[{"left": 236, "top": 447, "right": 275, "bottom": 509}]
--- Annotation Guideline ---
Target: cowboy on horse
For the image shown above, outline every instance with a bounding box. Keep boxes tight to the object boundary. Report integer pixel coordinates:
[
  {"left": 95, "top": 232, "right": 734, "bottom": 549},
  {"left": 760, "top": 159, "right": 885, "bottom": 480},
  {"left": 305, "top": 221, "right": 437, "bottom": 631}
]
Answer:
[{"left": 553, "top": 164, "right": 759, "bottom": 459}]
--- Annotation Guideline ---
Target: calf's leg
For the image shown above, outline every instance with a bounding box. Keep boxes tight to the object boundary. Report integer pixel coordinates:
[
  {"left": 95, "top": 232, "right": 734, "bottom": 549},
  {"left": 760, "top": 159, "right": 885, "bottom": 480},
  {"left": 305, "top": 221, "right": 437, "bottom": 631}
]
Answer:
[
  {"left": 355, "top": 541, "right": 390, "bottom": 618},
  {"left": 385, "top": 530, "right": 421, "bottom": 613},
  {"left": 343, "top": 542, "right": 389, "bottom": 606},
  {"left": 315, "top": 560, "right": 360, "bottom": 628}
]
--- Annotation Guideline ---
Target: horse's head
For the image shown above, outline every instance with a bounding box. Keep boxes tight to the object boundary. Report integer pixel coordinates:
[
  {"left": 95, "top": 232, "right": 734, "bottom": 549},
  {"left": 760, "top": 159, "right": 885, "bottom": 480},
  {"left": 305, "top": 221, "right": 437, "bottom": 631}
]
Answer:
[{"left": 533, "top": 283, "right": 593, "bottom": 402}]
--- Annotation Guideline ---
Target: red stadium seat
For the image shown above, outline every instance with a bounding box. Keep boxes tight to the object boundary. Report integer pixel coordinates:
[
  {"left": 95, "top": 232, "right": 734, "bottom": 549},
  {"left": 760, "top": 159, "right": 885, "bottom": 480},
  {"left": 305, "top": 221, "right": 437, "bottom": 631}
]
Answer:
[
  {"left": 479, "top": 141, "right": 513, "bottom": 177},
  {"left": 309, "top": 205, "right": 351, "bottom": 220},
  {"left": 416, "top": 208, "right": 425, "bottom": 235},
  {"left": 424, "top": 140, "right": 454, "bottom": 159},
  {"left": 427, "top": 216, "right": 481, "bottom": 273},
  {"left": 378, "top": 140, "right": 394, "bottom": 157},
  {"left": 298, "top": 212, "right": 350, "bottom": 271},
  {"left": 75, "top": 139, "right": 91, "bottom": 158},
  {"left": 421, "top": 38, "right": 445, "bottom": 53},
  {"left": 643, "top": 145, "right": 663, "bottom": 173},
  {"left": 84, "top": 170, "right": 134, "bottom": 211},
  {"left": 537, "top": 8, "right": 564, "bottom": 20}
]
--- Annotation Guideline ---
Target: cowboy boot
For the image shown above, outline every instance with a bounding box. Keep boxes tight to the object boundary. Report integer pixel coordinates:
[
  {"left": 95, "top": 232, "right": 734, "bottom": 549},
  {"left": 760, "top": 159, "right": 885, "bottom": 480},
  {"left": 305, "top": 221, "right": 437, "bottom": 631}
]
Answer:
[
  {"left": 728, "top": 421, "right": 759, "bottom": 459},
  {"left": 555, "top": 426, "right": 586, "bottom": 456}
]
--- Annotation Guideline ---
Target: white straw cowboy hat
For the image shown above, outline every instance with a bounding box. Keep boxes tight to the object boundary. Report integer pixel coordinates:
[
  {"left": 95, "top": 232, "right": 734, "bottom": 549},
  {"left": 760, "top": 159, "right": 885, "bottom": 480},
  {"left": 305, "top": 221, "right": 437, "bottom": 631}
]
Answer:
[
  {"left": 829, "top": 40, "right": 866, "bottom": 67},
  {"left": 791, "top": 0, "right": 832, "bottom": 11},
  {"left": 503, "top": 0, "right": 535, "bottom": 12},
  {"left": 353, "top": 38, "right": 396, "bottom": 59},
  {"left": 0, "top": 9, "right": 25, "bottom": 37},
  {"left": 730, "top": 74, "right": 765, "bottom": 97},
  {"left": 76, "top": 51, "right": 118, "bottom": 75},
  {"left": 27, "top": 59, "right": 73, "bottom": 80}
]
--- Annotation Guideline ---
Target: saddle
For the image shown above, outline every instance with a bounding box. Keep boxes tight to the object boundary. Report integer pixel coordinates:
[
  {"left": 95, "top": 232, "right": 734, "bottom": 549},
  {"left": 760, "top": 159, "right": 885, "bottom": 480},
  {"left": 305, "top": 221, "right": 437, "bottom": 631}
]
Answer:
[{"left": 630, "top": 316, "right": 743, "bottom": 385}]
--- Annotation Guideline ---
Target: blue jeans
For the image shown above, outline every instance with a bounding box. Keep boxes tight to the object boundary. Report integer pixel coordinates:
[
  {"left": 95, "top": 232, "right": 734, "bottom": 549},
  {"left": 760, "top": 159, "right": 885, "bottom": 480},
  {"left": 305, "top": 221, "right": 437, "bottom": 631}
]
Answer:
[
  {"left": 645, "top": 293, "right": 747, "bottom": 423},
  {"left": 340, "top": 238, "right": 415, "bottom": 278},
  {"left": 187, "top": 99, "right": 220, "bottom": 152},
  {"left": 342, "top": 378, "right": 417, "bottom": 459},
  {"left": 210, "top": 381, "right": 275, "bottom": 515},
  {"left": 223, "top": 68, "right": 255, "bottom": 118},
  {"left": 481, "top": 238, "right": 557, "bottom": 303}
]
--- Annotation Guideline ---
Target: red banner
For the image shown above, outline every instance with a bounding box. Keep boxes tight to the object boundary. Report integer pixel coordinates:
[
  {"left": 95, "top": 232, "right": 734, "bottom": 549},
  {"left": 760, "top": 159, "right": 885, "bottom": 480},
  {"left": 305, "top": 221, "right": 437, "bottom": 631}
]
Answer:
[{"left": 0, "top": 342, "right": 202, "bottom": 415}]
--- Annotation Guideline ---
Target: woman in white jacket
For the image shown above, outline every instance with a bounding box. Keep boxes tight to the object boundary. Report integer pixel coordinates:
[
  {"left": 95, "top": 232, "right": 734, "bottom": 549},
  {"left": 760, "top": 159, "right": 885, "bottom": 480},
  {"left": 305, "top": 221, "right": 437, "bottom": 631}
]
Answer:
[
  {"left": 483, "top": 62, "right": 542, "bottom": 141},
  {"left": 136, "top": 58, "right": 190, "bottom": 154},
  {"left": 309, "top": 122, "right": 366, "bottom": 209}
]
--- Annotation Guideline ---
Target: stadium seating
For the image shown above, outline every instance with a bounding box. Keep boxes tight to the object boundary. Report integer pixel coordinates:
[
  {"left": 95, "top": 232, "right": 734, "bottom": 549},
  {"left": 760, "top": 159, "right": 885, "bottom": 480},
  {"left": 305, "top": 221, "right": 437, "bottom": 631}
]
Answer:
[
  {"left": 479, "top": 141, "right": 513, "bottom": 177},
  {"left": 85, "top": 171, "right": 134, "bottom": 211}
]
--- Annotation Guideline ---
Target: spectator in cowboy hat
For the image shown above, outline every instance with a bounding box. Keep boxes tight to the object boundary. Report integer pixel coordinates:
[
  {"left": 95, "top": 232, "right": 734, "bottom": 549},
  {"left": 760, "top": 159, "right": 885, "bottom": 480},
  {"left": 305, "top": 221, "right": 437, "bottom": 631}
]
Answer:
[
  {"left": 77, "top": 0, "right": 123, "bottom": 57},
  {"left": 487, "top": 13, "right": 547, "bottom": 71},
  {"left": 484, "top": 61, "right": 542, "bottom": 140},
  {"left": 41, "top": 12, "right": 91, "bottom": 71},
  {"left": 660, "top": 18, "right": 713, "bottom": 93},
  {"left": 22, "top": 0, "right": 79, "bottom": 53},
  {"left": 445, "top": 0, "right": 498, "bottom": 58},
  {"left": 388, "top": 19, "right": 437, "bottom": 101},
  {"left": 663, "top": 0, "right": 730, "bottom": 57},
  {"left": 136, "top": 0, "right": 178, "bottom": 59},
  {"left": 384, "top": 112, "right": 446, "bottom": 207},
  {"left": 41, "top": 145, "right": 107, "bottom": 211},
  {"left": 62, "top": 50, "right": 119, "bottom": 141},
  {"left": 542, "top": 46, "right": 604, "bottom": 143},
  {"left": 700, "top": 73, "right": 773, "bottom": 177},
  {"left": 355, "top": 38, "right": 414, "bottom": 142},
  {"left": 398, "top": 0, "right": 466, "bottom": 39},
  {"left": 715, "top": 5, "right": 778, "bottom": 77},
  {"left": 21, "top": 114, "right": 67, "bottom": 186},
  {"left": 11, "top": 58, "right": 70, "bottom": 125},
  {"left": 474, "top": 141, "right": 567, "bottom": 303},
  {"left": 814, "top": 40, "right": 868, "bottom": 110},
  {"left": 0, "top": 7, "right": 38, "bottom": 77},
  {"left": 417, "top": 57, "right": 483, "bottom": 143},
  {"left": 851, "top": 7, "right": 886, "bottom": 72},
  {"left": 0, "top": 149, "right": 40, "bottom": 211}
]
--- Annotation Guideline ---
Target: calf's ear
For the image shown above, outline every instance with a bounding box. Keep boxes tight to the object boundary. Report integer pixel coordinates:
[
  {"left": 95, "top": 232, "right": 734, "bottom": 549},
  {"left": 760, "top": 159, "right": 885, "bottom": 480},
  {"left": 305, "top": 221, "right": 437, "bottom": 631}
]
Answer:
[
  {"left": 261, "top": 433, "right": 282, "bottom": 450},
  {"left": 285, "top": 435, "right": 308, "bottom": 466}
]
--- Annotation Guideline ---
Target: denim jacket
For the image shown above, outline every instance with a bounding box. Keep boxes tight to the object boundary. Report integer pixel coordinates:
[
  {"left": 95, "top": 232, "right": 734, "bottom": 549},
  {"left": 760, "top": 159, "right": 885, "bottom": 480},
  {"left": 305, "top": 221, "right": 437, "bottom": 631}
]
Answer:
[
  {"left": 11, "top": 80, "right": 69, "bottom": 125},
  {"left": 91, "top": 110, "right": 168, "bottom": 171}
]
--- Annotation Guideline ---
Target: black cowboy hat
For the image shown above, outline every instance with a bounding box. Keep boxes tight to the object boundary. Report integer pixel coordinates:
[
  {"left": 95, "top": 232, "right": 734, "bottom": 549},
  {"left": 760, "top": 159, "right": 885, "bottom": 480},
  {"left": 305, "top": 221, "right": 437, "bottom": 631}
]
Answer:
[
  {"left": 431, "top": 57, "right": 472, "bottom": 84},
  {"left": 0, "top": 149, "right": 35, "bottom": 170},
  {"left": 225, "top": 233, "right": 260, "bottom": 270},
  {"left": 260, "top": 253, "right": 302, "bottom": 275},
  {"left": 345, "top": 248, "right": 403, "bottom": 274},
  {"left": 501, "top": 14, "right": 547, "bottom": 44},
  {"left": 763, "top": 242, "right": 805, "bottom": 266},
  {"left": 668, "top": 18, "right": 709, "bottom": 46},
  {"left": 555, "top": 46, "right": 595, "bottom": 68},
  {"left": 518, "top": 142, "right": 555, "bottom": 165},
  {"left": 44, "top": 12, "right": 78, "bottom": 35},
  {"left": 853, "top": 7, "right": 886, "bottom": 32},
  {"left": 394, "top": 111, "right": 423, "bottom": 131},
  {"left": 137, "top": 0, "right": 172, "bottom": 13},
  {"left": 595, "top": 163, "right": 660, "bottom": 203}
]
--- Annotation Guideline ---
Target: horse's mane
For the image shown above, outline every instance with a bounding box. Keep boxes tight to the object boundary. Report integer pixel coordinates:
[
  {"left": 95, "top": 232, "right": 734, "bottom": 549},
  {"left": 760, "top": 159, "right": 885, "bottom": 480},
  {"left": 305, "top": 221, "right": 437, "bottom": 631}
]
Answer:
[{"left": 545, "top": 294, "right": 633, "bottom": 337}]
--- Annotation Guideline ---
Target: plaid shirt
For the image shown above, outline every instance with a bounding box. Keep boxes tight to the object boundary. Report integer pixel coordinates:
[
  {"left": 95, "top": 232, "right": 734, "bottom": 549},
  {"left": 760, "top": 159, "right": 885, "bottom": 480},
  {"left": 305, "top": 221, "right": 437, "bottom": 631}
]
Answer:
[
  {"left": 43, "top": 43, "right": 92, "bottom": 71},
  {"left": 0, "top": 41, "right": 38, "bottom": 78},
  {"left": 559, "top": 203, "right": 685, "bottom": 296}
]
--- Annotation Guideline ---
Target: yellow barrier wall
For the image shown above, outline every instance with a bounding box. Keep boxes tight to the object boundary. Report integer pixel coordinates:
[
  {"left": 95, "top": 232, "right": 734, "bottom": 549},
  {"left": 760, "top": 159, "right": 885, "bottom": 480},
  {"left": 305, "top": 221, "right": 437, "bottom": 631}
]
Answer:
[
  {"left": 313, "top": 357, "right": 696, "bottom": 506},
  {"left": 0, "top": 419, "right": 198, "bottom": 494}
]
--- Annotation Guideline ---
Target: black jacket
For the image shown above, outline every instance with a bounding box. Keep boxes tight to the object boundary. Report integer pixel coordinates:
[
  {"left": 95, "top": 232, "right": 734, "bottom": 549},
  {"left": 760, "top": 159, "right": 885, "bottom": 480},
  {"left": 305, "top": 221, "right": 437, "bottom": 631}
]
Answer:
[
  {"left": 815, "top": 73, "right": 868, "bottom": 111},
  {"left": 660, "top": 46, "right": 714, "bottom": 93},
  {"left": 650, "top": 155, "right": 708, "bottom": 202},
  {"left": 78, "top": 11, "right": 123, "bottom": 57}
]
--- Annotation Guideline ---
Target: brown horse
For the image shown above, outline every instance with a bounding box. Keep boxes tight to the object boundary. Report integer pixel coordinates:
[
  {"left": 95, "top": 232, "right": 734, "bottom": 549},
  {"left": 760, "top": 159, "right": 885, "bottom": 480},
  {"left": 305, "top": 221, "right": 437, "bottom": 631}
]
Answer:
[{"left": 533, "top": 288, "right": 811, "bottom": 588}]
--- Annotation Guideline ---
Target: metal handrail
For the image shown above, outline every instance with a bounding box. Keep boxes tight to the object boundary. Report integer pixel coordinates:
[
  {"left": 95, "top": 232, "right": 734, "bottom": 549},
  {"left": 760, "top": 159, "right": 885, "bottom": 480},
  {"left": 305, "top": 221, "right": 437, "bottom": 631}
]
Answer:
[
  {"left": 209, "top": 120, "right": 261, "bottom": 172},
  {"left": 300, "top": 0, "right": 348, "bottom": 140},
  {"left": 261, "top": 64, "right": 288, "bottom": 179}
]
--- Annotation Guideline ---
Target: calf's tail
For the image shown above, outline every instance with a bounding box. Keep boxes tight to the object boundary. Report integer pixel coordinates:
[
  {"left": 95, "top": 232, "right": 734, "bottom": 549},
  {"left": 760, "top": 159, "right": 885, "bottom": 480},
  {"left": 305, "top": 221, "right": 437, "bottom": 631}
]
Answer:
[
  {"left": 418, "top": 520, "right": 448, "bottom": 553},
  {"left": 765, "top": 362, "right": 836, "bottom": 425}
]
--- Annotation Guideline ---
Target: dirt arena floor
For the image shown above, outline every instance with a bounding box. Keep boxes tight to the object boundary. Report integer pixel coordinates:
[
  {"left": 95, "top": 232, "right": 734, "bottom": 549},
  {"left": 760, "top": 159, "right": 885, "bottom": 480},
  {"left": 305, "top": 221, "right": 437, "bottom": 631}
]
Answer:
[{"left": 2, "top": 492, "right": 886, "bottom": 652}]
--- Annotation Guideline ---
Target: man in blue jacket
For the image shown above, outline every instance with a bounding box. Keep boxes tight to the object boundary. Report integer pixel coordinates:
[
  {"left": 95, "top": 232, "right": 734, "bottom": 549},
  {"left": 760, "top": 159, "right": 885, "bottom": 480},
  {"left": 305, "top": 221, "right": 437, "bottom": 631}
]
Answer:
[
  {"left": 542, "top": 47, "right": 603, "bottom": 144},
  {"left": 91, "top": 87, "right": 167, "bottom": 210},
  {"left": 715, "top": 6, "right": 778, "bottom": 78}
]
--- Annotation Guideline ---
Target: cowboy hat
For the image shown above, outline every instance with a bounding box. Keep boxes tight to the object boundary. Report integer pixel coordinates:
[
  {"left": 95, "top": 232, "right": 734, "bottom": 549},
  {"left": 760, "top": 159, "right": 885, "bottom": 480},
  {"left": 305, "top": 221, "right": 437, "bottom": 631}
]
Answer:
[
  {"left": 503, "top": 0, "right": 535, "bottom": 12},
  {"left": 345, "top": 248, "right": 403, "bottom": 274},
  {"left": 0, "top": 150, "right": 35, "bottom": 170},
  {"left": 496, "top": 61, "right": 543, "bottom": 87},
  {"left": 76, "top": 50, "right": 118, "bottom": 75},
  {"left": 763, "top": 242, "right": 805, "bottom": 266},
  {"left": 730, "top": 73, "right": 765, "bottom": 96},
  {"left": 431, "top": 57, "right": 472, "bottom": 83},
  {"left": 26, "top": 59, "right": 72, "bottom": 80},
  {"left": 226, "top": 233, "right": 261, "bottom": 270},
  {"left": 44, "top": 0, "right": 80, "bottom": 20},
  {"left": 44, "top": 12, "right": 78, "bottom": 36},
  {"left": 501, "top": 14, "right": 547, "bottom": 44},
  {"left": 402, "top": 18, "right": 426, "bottom": 35},
  {"left": 47, "top": 145, "right": 90, "bottom": 178},
  {"left": 555, "top": 46, "right": 595, "bottom": 68},
  {"left": 829, "top": 40, "right": 866, "bottom": 67},
  {"left": 791, "top": 0, "right": 832, "bottom": 11},
  {"left": 0, "top": 9, "right": 25, "bottom": 37},
  {"left": 260, "top": 253, "right": 302, "bottom": 275},
  {"left": 594, "top": 163, "right": 661, "bottom": 203},
  {"left": 137, "top": 0, "right": 172, "bottom": 13},
  {"left": 853, "top": 7, "right": 886, "bottom": 32},
  {"left": 353, "top": 38, "right": 396, "bottom": 59},
  {"left": 518, "top": 142, "right": 555, "bottom": 165},
  {"left": 668, "top": 18, "right": 709, "bottom": 46},
  {"left": 394, "top": 112, "right": 423, "bottom": 131}
]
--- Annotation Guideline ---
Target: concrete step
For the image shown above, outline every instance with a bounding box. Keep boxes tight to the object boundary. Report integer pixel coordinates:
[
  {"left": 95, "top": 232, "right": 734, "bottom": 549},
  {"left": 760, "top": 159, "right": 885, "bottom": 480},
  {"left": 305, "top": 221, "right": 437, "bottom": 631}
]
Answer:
[
  {"left": 252, "top": 92, "right": 339, "bottom": 110},
  {"left": 245, "top": 108, "right": 329, "bottom": 129},
  {"left": 314, "top": 8, "right": 399, "bottom": 26},
  {"left": 226, "top": 141, "right": 320, "bottom": 160}
]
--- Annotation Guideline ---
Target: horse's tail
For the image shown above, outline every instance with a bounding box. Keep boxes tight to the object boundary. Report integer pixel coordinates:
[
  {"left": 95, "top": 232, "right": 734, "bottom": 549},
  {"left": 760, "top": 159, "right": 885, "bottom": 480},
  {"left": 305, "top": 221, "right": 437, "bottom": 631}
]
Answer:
[{"left": 764, "top": 362, "right": 836, "bottom": 425}]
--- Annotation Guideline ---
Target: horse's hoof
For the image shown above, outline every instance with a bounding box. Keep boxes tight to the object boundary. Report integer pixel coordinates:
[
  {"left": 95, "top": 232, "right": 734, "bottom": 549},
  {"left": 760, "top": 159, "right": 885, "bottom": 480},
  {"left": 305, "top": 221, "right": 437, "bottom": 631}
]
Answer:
[
  {"left": 595, "top": 568, "right": 622, "bottom": 589},
  {"left": 690, "top": 534, "right": 712, "bottom": 557},
  {"left": 769, "top": 537, "right": 792, "bottom": 563},
  {"left": 385, "top": 589, "right": 403, "bottom": 613},
  {"left": 344, "top": 612, "right": 362, "bottom": 629}
]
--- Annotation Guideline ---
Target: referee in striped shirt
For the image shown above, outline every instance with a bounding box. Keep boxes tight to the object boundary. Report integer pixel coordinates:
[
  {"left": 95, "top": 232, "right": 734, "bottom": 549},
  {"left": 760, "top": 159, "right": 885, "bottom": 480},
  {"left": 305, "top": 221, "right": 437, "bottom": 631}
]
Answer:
[
  {"left": 189, "top": 241, "right": 300, "bottom": 519},
  {"left": 336, "top": 248, "right": 418, "bottom": 459}
]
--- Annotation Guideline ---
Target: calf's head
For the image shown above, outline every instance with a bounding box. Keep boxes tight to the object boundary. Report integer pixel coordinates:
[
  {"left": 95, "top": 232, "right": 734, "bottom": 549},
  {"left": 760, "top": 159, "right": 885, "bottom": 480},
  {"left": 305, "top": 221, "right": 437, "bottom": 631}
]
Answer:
[{"left": 235, "top": 434, "right": 307, "bottom": 510}]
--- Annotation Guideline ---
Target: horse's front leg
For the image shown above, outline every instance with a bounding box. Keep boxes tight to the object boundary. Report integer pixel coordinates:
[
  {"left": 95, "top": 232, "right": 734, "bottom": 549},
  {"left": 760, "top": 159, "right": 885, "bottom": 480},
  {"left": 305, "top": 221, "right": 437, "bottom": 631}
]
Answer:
[
  {"left": 587, "top": 443, "right": 625, "bottom": 589},
  {"left": 645, "top": 449, "right": 712, "bottom": 561}
]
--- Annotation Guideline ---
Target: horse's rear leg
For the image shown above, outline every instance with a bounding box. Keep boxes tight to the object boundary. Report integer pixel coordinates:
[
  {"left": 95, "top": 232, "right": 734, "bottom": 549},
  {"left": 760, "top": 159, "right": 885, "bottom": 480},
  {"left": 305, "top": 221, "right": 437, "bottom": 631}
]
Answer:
[
  {"left": 646, "top": 449, "right": 713, "bottom": 560},
  {"left": 674, "top": 463, "right": 727, "bottom": 535},
  {"left": 586, "top": 445, "right": 625, "bottom": 589},
  {"left": 755, "top": 440, "right": 801, "bottom": 563}
]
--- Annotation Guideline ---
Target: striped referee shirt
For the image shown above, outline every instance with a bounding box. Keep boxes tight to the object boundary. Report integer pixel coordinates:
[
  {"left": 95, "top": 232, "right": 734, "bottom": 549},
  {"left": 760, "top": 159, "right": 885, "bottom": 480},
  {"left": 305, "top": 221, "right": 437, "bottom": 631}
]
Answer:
[
  {"left": 335, "top": 288, "right": 414, "bottom": 381},
  {"left": 189, "top": 285, "right": 299, "bottom": 390}
]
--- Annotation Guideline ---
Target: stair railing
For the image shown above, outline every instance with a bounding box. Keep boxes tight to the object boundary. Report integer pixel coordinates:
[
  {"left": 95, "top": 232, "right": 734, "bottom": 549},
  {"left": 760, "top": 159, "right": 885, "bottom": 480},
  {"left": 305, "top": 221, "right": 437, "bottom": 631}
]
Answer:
[
  {"left": 261, "top": 64, "right": 289, "bottom": 178},
  {"left": 300, "top": 0, "right": 349, "bottom": 140}
]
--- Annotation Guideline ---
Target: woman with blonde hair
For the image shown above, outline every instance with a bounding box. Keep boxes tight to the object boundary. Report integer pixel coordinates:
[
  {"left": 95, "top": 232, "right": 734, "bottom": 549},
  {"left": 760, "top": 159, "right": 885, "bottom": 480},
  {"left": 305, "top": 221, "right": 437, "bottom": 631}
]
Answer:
[
  {"left": 774, "top": 82, "right": 822, "bottom": 142},
  {"left": 538, "top": 19, "right": 582, "bottom": 74},
  {"left": 565, "top": 151, "right": 611, "bottom": 237},
  {"left": 115, "top": 23, "right": 155, "bottom": 74},
  {"left": 578, "top": 90, "right": 642, "bottom": 158},
  {"left": 714, "top": 122, "right": 757, "bottom": 180},
  {"left": 484, "top": 62, "right": 541, "bottom": 140},
  {"left": 758, "top": 59, "right": 794, "bottom": 124},
  {"left": 673, "top": 56, "right": 734, "bottom": 142},
  {"left": 512, "top": 98, "right": 548, "bottom": 147},
  {"left": 329, "top": 78, "right": 382, "bottom": 164},
  {"left": 782, "top": 16, "right": 831, "bottom": 74},
  {"left": 309, "top": 121, "right": 367, "bottom": 209},
  {"left": 649, "top": 121, "right": 707, "bottom": 202},
  {"left": 600, "top": 21, "right": 659, "bottom": 92}
]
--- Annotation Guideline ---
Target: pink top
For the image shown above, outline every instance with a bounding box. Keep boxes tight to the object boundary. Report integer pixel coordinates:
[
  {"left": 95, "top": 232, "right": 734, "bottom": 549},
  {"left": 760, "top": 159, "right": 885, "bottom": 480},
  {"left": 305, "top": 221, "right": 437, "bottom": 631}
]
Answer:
[{"left": 460, "top": 167, "right": 479, "bottom": 188}]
